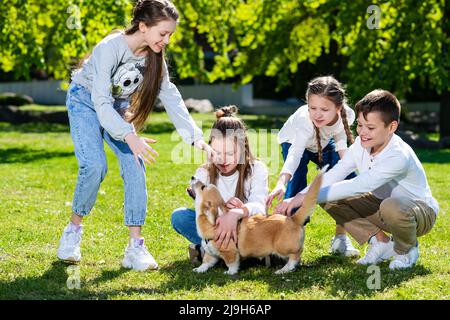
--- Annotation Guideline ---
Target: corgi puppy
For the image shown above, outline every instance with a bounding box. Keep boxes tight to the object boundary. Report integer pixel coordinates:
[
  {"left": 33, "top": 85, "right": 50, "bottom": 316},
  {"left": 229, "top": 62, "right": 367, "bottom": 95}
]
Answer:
[{"left": 191, "top": 169, "right": 323, "bottom": 275}]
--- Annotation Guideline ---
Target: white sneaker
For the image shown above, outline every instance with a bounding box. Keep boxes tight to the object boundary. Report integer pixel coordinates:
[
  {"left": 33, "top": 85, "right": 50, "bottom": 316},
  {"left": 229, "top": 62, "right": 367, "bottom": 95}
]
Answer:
[
  {"left": 389, "top": 244, "right": 419, "bottom": 270},
  {"left": 57, "top": 223, "right": 82, "bottom": 263},
  {"left": 122, "top": 238, "right": 158, "bottom": 271},
  {"left": 357, "top": 236, "right": 395, "bottom": 265},
  {"left": 330, "top": 235, "right": 360, "bottom": 257}
]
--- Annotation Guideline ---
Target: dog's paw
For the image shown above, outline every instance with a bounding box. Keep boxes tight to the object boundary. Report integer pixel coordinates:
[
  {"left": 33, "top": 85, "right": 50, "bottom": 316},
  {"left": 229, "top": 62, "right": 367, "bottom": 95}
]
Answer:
[
  {"left": 193, "top": 265, "right": 209, "bottom": 273},
  {"left": 275, "top": 266, "right": 295, "bottom": 275},
  {"left": 224, "top": 269, "right": 238, "bottom": 276}
]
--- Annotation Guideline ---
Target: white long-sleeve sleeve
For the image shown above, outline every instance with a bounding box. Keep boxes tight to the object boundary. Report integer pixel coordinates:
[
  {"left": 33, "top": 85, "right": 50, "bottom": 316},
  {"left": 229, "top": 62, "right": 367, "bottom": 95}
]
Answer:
[
  {"left": 243, "top": 161, "right": 269, "bottom": 215},
  {"left": 298, "top": 143, "right": 357, "bottom": 196},
  {"left": 158, "top": 61, "right": 204, "bottom": 146},
  {"left": 316, "top": 151, "right": 406, "bottom": 203},
  {"left": 280, "top": 126, "right": 314, "bottom": 177},
  {"left": 193, "top": 166, "right": 209, "bottom": 184},
  {"left": 319, "top": 145, "right": 358, "bottom": 189}
]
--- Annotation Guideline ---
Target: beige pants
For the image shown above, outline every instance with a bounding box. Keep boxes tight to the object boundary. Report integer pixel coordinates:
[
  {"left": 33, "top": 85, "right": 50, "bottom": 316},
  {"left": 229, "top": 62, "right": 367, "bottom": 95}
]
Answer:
[{"left": 321, "top": 193, "right": 436, "bottom": 254}]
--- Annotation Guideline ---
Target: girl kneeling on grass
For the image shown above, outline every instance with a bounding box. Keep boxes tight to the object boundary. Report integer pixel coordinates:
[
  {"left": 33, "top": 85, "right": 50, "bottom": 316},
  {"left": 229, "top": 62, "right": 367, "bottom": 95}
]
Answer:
[
  {"left": 171, "top": 106, "right": 269, "bottom": 264},
  {"left": 57, "top": 0, "right": 214, "bottom": 271},
  {"left": 265, "top": 76, "right": 359, "bottom": 257}
]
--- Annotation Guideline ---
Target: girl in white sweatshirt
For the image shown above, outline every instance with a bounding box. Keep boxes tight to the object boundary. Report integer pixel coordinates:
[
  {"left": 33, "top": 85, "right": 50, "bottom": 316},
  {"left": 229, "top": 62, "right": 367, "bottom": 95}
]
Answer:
[
  {"left": 171, "top": 106, "right": 269, "bottom": 262},
  {"left": 56, "top": 0, "right": 214, "bottom": 272}
]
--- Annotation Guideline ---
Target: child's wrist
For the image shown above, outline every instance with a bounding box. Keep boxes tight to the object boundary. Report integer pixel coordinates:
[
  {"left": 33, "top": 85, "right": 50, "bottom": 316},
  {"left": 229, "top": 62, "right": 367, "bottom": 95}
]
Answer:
[
  {"left": 193, "top": 139, "right": 206, "bottom": 150},
  {"left": 230, "top": 209, "right": 245, "bottom": 220},
  {"left": 276, "top": 181, "right": 286, "bottom": 188},
  {"left": 242, "top": 206, "right": 249, "bottom": 217},
  {"left": 124, "top": 132, "right": 138, "bottom": 144}
]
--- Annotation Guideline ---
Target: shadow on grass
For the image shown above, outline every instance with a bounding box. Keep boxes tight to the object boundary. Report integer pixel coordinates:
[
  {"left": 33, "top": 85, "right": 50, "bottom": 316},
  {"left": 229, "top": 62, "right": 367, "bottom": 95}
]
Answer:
[
  {"left": 0, "top": 147, "right": 73, "bottom": 164},
  {"left": 0, "top": 261, "right": 90, "bottom": 299},
  {"left": 87, "top": 267, "right": 131, "bottom": 286},
  {"left": 0, "top": 261, "right": 163, "bottom": 299},
  {"left": 142, "top": 121, "right": 179, "bottom": 135},
  {"left": 155, "top": 254, "right": 431, "bottom": 299},
  {"left": 0, "top": 122, "right": 69, "bottom": 134},
  {"left": 0, "top": 255, "right": 431, "bottom": 299},
  {"left": 297, "top": 255, "right": 431, "bottom": 299}
]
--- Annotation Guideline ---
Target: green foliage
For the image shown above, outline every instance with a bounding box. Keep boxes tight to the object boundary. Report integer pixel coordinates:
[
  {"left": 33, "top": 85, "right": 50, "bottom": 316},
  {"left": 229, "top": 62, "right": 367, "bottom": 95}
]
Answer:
[
  {"left": 1, "top": 0, "right": 448, "bottom": 99},
  {"left": 331, "top": 0, "right": 450, "bottom": 97},
  {"left": 171, "top": 0, "right": 449, "bottom": 96},
  {"left": 171, "top": 0, "right": 447, "bottom": 139},
  {"left": 0, "top": 0, "right": 132, "bottom": 80},
  {"left": 172, "top": 0, "right": 332, "bottom": 87}
]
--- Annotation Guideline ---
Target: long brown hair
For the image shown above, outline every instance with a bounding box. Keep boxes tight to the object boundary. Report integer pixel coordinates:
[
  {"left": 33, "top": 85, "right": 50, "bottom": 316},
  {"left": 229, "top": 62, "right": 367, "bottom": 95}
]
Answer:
[
  {"left": 306, "top": 76, "right": 354, "bottom": 165},
  {"left": 206, "top": 106, "right": 256, "bottom": 201},
  {"left": 125, "top": 0, "right": 179, "bottom": 131},
  {"left": 75, "top": 1, "right": 178, "bottom": 132}
]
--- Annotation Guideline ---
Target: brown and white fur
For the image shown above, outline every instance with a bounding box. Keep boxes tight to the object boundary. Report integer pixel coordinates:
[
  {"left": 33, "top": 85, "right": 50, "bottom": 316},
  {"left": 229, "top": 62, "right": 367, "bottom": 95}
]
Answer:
[{"left": 191, "top": 168, "right": 324, "bottom": 275}]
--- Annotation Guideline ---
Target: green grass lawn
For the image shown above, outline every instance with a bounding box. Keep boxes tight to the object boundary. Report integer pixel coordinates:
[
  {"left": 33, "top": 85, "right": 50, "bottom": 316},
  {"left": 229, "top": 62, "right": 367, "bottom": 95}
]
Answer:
[{"left": 0, "top": 110, "right": 449, "bottom": 300}]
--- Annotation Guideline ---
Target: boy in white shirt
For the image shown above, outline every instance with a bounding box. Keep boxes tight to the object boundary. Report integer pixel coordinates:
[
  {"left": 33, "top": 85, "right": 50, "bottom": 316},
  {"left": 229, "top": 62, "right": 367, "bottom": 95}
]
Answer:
[{"left": 276, "top": 89, "right": 438, "bottom": 270}]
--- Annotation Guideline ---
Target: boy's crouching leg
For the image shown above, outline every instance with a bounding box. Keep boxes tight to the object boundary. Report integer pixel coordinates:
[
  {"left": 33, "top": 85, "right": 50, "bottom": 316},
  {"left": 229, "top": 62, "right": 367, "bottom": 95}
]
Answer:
[
  {"left": 379, "top": 197, "right": 436, "bottom": 255},
  {"left": 320, "top": 196, "right": 381, "bottom": 246}
]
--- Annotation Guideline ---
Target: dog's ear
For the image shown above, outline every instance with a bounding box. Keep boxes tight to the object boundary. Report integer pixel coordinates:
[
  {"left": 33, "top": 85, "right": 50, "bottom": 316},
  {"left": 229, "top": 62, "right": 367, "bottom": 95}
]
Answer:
[
  {"left": 200, "top": 200, "right": 213, "bottom": 215},
  {"left": 203, "top": 203, "right": 219, "bottom": 225}
]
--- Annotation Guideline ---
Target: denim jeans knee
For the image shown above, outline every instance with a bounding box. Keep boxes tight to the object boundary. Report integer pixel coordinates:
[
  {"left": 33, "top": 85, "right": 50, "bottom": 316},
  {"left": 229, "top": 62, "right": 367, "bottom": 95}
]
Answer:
[{"left": 171, "top": 208, "right": 201, "bottom": 245}]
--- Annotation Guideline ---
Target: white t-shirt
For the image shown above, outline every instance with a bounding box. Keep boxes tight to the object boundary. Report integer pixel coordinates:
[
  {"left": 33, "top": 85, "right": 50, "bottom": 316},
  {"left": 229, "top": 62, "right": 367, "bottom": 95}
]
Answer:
[
  {"left": 278, "top": 104, "right": 356, "bottom": 177},
  {"left": 194, "top": 160, "right": 268, "bottom": 216},
  {"left": 311, "top": 134, "right": 439, "bottom": 215}
]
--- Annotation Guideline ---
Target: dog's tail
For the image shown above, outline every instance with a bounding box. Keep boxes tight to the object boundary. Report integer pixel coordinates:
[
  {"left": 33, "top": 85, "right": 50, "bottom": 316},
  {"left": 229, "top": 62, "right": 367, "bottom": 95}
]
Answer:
[{"left": 291, "top": 166, "right": 326, "bottom": 226}]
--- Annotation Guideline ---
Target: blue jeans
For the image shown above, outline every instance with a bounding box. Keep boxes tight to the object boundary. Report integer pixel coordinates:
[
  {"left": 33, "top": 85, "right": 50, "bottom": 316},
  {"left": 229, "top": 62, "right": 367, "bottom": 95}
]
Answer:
[
  {"left": 66, "top": 83, "right": 147, "bottom": 226},
  {"left": 171, "top": 208, "right": 201, "bottom": 245},
  {"left": 281, "top": 140, "right": 356, "bottom": 199}
]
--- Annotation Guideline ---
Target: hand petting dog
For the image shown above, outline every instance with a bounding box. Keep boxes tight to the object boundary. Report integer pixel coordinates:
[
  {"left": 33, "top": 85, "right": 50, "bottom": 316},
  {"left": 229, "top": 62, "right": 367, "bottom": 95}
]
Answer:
[
  {"left": 192, "top": 169, "right": 323, "bottom": 275},
  {"left": 274, "top": 193, "right": 306, "bottom": 216},
  {"left": 214, "top": 197, "right": 249, "bottom": 250}
]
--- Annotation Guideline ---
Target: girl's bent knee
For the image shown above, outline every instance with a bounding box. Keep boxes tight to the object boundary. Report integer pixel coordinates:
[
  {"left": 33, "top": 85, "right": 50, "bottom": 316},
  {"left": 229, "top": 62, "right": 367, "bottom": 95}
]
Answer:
[
  {"left": 171, "top": 208, "right": 186, "bottom": 226},
  {"left": 81, "top": 163, "right": 107, "bottom": 181}
]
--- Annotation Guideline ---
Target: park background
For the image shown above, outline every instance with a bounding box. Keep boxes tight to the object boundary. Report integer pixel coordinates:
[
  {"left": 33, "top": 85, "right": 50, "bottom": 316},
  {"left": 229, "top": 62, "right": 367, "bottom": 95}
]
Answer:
[{"left": 0, "top": 0, "right": 449, "bottom": 299}]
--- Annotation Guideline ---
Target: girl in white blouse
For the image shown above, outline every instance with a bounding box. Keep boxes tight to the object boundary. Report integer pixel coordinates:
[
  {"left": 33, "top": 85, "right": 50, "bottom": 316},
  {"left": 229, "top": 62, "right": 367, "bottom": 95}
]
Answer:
[
  {"left": 171, "top": 106, "right": 269, "bottom": 262},
  {"left": 266, "top": 76, "right": 359, "bottom": 257}
]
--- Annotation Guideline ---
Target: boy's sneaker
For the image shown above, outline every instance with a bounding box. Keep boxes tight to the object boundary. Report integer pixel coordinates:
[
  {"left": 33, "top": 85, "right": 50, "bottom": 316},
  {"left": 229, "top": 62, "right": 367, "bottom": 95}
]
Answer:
[
  {"left": 357, "top": 236, "right": 395, "bottom": 265},
  {"left": 57, "top": 223, "right": 82, "bottom": 263},
  {"left": 188, "top": 244, "right": 204, "bottom": 266},
  {"left": 389, "top": 244, "right": 419, "bottom": 270},
  {"left": 330, "top": 235, "right": 360, "bottom": 257},
  {"left": 122, "top": 238, "right": 158, "bottom": 271}
]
